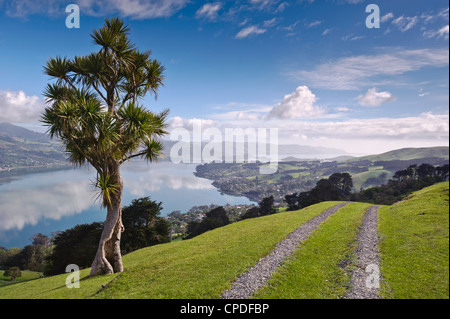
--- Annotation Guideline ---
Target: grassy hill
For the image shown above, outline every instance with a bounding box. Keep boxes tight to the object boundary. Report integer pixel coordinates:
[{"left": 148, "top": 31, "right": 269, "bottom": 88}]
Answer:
[
  {"left": 0, "top": 183, "right": 448, "bottom": 299},
  {"left": 349, "top": 146, "right": 449, "bottom": 162},
  {"left": 347, "top": 146, "right": 448, "bottom": 190},
  {"left": 0, "top": 122, "right": 67, "bottom": 172},
  {"left": 378, "top": 182, "right": 449, "bottom": 298}
]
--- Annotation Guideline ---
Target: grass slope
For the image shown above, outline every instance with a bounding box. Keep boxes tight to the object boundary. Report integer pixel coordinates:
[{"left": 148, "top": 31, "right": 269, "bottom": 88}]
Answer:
[
  {"left": 0, "top": 270, "right": 43, "bottom": 288},
  {"left": 349, "top": 146, "right": 449, "bottom": 162},
  {"left": 0, "top": 183, "right": 447, "bottom": 299},
  {"left": 378, "top": 182, "right": 449, "bottom": 299},
  {"left": 254, "top": 202, "right": 372, "bottom": 299},
  {"left": 0, "top": 201, "right": 342, "bottom": 299}
]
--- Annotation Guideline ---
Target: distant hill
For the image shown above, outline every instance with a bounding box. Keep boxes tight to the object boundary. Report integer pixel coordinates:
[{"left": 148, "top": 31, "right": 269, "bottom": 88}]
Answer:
[
  {"left": 0, "top": 122, "right": 49, "bottom": 143},
  {"left": 347, "top": 146, "right": 449, "bottom": 162},
  {"left": 277, "top": 144, "right": 347, "bottom": 157},
  {"left": 161, "top": 140, "right": 347, "bottom": 162},
  {"left": 0, "top": 122, "right": 68, "bottom": 172}
]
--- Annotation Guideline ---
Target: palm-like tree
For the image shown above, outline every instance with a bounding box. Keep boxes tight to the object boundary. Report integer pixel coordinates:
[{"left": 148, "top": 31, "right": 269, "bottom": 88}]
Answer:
[{"left": 41, "top": 18, "right": 168, "bottom": 275}]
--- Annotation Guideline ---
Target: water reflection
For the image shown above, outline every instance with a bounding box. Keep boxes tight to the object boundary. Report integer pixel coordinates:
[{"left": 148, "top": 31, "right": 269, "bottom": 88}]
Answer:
[
  {"left": 123, "top": 161, "right": 215, "bottom": 195},
  {"left": 0, "top": 161, "right": 252, "bottom": 248},
  {"left": 0, "top": 172, "right": 94, "bottom": 232}
]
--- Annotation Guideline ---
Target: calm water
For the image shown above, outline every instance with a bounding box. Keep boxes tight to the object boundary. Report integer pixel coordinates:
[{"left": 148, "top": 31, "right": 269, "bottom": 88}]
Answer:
[{"left": 0, "top": 161, "right": 253, "bottom": 248}]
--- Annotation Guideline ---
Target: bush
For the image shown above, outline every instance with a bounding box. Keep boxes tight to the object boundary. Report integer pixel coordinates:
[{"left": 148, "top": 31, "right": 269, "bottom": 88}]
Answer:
[
  {"left": 4, "top": 267, "right": 22, "bottom": 281},
  {"left": 285, "top": 173, "right": 353, "bottom": 210},
  {"left": 184, "top": 207, "right": 230, "bottom": 239}
]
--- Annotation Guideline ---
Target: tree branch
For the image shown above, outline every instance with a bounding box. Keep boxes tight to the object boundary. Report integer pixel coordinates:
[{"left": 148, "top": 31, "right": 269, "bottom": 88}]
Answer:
[
  {"left": 64, "top": 76, "right": 77, "bottom": 91},
  {"left": 65, "top": 131, "right": 103, "bottom": 173},
  {"left": 119, "top": 150, "right": 147, "bottom": 164},
  {"left": 92, "top": 81, "right": 108, "bottom": 103}
]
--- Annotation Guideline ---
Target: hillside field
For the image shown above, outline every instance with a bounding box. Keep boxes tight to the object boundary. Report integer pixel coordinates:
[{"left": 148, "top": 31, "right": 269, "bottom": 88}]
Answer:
[{"left": 0, "top": 183, "right": 448, "bottom": 299}]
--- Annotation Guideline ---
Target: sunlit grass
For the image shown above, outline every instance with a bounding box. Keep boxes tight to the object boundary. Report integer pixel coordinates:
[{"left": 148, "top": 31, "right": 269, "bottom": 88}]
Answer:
[
  {"left": 254, "top": 202, "right": 372, "bottom": 299},
  {"left": 0, "top": 202, "right": 341, "bottom": 299},
  {"left": 378, "top": 182, "right": 449, "bottom": 299}
]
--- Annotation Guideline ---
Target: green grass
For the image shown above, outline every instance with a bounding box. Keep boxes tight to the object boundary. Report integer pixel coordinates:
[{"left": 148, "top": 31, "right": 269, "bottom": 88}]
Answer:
[
  {"left": 350, "top": 146, "right": 449, "bottom": 162},
  {"left": 0, "top": 270, "right": 43, "bottom": 287},
  {"left": 352, "top": 169, "right": 391, "bottom": 190},
  {"left": 254, "top": 202, "right": 372, "bottom": 299},
  {"left": 1, "top": 182, "right": 447, "bottom": 299},
  {"left": 378, "top": 182, "right": 449, "bottom": 299},
  {"left": 0, "top": 201, "right": 342, "bottom": 299}
]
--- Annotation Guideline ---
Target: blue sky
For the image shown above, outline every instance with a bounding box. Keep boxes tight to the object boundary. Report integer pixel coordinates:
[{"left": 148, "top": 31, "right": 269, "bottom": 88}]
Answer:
[{"left": 0, "top": 0, "right": 448, "bottom": 154}]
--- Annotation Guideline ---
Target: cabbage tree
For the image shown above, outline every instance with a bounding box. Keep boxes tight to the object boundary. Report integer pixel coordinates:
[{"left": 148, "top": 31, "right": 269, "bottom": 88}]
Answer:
[{"left": 42, "top": 18, "right": 168, "bottom": 275}]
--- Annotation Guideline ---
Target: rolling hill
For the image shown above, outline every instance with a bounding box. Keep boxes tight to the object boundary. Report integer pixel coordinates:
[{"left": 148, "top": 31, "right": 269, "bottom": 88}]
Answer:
[
  {"left": 347, "top": 146, "right": 449, "bottom": 162},
  {"left": 0, "top": 182, "right": 447, "bottom": 299},
  {"left": 0, "top": 122, "right": 67, "bottom": 172}
]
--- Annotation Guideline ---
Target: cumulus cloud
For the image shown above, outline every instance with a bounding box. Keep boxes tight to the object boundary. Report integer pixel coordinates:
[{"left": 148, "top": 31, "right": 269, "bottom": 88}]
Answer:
[
  {"left": 0, "top": 90, "right": 46, "bottom": 123},
  {"left": 266, "top": 112, "right": 449, "bottom": 154},
  {"left": 166, "top": 111, "right": 449, "bottom": 155},
  {"left": 235, "top": 25, "right": 266, "bottom": 39},
  {"left": 357, "top": 87, "right": 396, "bottom": 107},
  {"left": 267, "top": 86, "right": 325, "bottom": 120}
]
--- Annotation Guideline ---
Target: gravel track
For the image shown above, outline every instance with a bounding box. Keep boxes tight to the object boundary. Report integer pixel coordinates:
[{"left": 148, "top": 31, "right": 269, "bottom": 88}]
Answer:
[
  {"left": 220, "top": 202, "right": 349, "bottom": 299},
  {"left": 345, "top": 205, "right": 383, "bottom": 299}
]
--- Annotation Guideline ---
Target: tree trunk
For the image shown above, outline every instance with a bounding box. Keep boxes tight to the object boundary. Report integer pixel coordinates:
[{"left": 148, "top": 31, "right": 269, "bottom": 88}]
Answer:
[{"left": 90, "top": 165, "right": 125, "bottom": 276}]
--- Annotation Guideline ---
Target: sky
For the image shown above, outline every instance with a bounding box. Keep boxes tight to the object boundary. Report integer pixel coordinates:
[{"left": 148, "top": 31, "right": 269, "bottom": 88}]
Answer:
[{"left": 0, "top": 0, "right": 448, "bottom": 155}]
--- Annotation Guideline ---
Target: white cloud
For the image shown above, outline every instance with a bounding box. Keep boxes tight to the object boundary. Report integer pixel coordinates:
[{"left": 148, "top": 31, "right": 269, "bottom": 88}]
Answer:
[
  {"left": 166, "top": 112, "right": 449, "bottom": 155},
  {"left": 392, "top": 15, "right": 418, "bottom": 32},
  {"left": 196, "top": 2, "right": 222, "bottom": 20},
  {"left": 421, "top": 7, "right": 449, "bottom": 23},
  {"left": 381, "top": 12, "right": 394, "bottom": 23},
  {"left": 248, "top": 0, "right": 277, "bottom": 10},
  {"left": 265, "top": 112, "right": 449, "bottom": 153},
  {"left": 263, "top": 17, "right": 279, "bottom": 28},
  {"left": 274, "top": 2, "right": 288, "bottom": 13},
  {"left": 341, "top": 34, "right": 365, "bottom": 41},
  {"left": 418, "top": 88, "right": 430, "bottom": 97},
  {"left": 239, "top": 19, "right": 249, "bottom": 27},
  {"left": 357, "top": 87, "right": 396, "bottom": 107},
  {"left": 267, "top": 86, "right": 325, "bottom": 119},
  {"left": 0, "top": 90, "right": 46, "bottom": 123},
  {"left": 4, "top": 0, "right": 189, "bottom": 19},
  {"left": 321, "top": 28, "right": 333, "bottom": 36},
  {"left": 3, "top": 0, "right": 61, "bottom": 17},
  {"left": 306, "top": 20, "right": 322, "bottom": 28},
  {"left": 210, "top": 109, "right": 271, "bottom": 122},
  {"left": 334, "top": 107, "right": 351, "bottom": 112},
  {"left": 235, "top": 25, "right": 267, "bottom": 39},
  {"left": 436, "top": 25, "right": 449, "bottom": 38},
  {"left": 168, "top": 116, "right": 217, "bottom": 131},
  {"left": 292, "top": 48, "right": 449, "bottom": 90},
  {"left": 424, "top": 25, "right": 449, "bottom": 39},
  {"left": 283, "top": 20, "right": 300, "bottom": 32}
]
